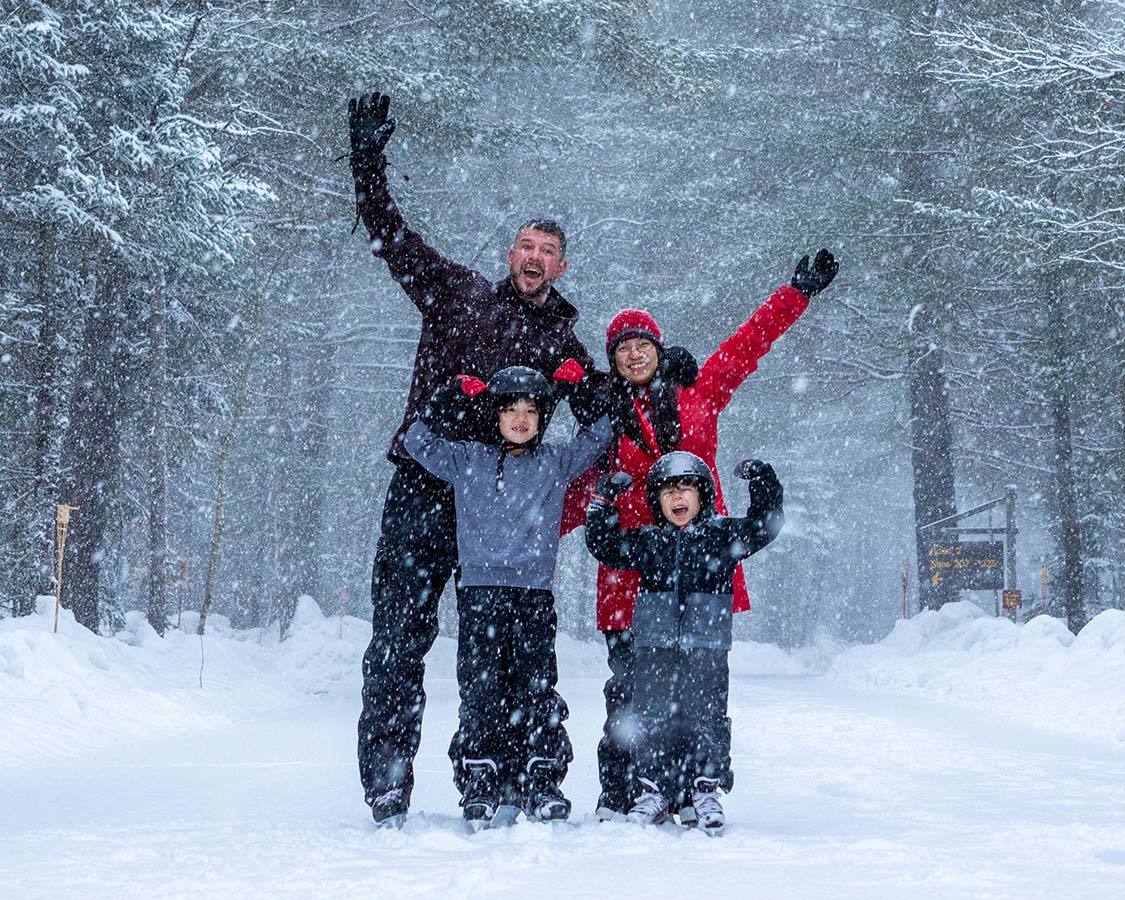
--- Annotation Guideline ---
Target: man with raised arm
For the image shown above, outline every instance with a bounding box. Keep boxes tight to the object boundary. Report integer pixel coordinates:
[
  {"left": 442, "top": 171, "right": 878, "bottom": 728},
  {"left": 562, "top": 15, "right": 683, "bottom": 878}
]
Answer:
[{"left": 347, "top": 92, "right": 596, "bottom": 828}]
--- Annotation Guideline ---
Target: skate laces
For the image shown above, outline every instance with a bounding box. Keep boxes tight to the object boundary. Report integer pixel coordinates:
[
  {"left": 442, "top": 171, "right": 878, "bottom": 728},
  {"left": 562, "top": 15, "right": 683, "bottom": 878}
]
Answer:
[
  {"left": 692, "top": 778, "right": 723, "bottom": 819},
  {"left": 628, "top": 780, "right": 668, "bottom": 822}
]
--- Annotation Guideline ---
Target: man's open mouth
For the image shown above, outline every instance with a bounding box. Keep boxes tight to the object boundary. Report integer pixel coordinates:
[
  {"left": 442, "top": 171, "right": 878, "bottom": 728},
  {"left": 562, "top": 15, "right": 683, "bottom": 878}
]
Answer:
[{"left": 521, "top": 265, "right": 543, "bottom": 279}]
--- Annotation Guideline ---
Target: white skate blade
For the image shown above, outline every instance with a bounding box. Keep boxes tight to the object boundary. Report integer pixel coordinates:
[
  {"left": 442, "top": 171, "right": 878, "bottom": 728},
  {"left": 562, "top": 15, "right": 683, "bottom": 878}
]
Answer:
[
  {"left": 489, "top": 804, "right": 521, "bottom": 828},
  {"left": 373, "top": 812, "right": 406, "bottom": 831}
]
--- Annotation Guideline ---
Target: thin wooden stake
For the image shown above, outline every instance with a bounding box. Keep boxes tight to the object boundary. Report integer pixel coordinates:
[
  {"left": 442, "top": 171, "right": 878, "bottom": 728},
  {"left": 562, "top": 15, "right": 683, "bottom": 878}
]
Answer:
[
  {"left": 339, "top": 585, "right": 348, "bottom": 639},
  {"left": 902, "top": 558, "right": 911, "bottom": 620},
  {"left": 53, "top": 504, "right": 79, "bottom": 633},
  {"left": 177, "top": 558, "right": 189, "bottom": 630}
]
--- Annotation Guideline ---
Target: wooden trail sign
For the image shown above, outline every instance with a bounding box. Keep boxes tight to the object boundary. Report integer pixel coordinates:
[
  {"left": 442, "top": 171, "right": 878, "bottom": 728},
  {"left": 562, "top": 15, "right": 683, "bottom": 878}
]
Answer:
[{"left": 927, "top": 541, "right": 1004, "bottom": 591}]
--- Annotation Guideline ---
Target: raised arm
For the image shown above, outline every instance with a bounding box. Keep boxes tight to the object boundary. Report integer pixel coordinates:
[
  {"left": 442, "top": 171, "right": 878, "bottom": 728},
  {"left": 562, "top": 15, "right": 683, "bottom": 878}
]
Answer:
[
  {"left": 559, "top": 416, "right": 613, "bottom": 482},
  {"left": 402, "top": 417, "right": 474, "bottom": 483},
  {"left": 584, "top": 474, "right": 656, "bottom": 570},
  {"left": 689, "top": 250, "right": 838, "bottom": 415},
  {"left": 349, "top": 93, "right": 486, "bottom": 315},
  {"left": 551, "top": 360, "right": 613, "bottom": 480},
  {"left": 724, "top": 459, "right": 786, "bottom": 559}
]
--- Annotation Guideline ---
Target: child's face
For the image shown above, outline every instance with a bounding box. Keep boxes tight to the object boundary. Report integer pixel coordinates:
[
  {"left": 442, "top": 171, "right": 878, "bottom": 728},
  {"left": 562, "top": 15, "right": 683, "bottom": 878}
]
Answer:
[
  {"left": 499, "top": 398, "right": 540, "bottom": 445},
  {"left": 659, "top": 481, "right": 701, "bottom": 527}
]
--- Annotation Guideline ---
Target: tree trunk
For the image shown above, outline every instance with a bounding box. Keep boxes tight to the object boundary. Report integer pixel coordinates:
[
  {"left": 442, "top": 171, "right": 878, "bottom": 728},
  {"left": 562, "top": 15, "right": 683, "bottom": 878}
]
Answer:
[
  {"left": 198, "top": 266, "right": 269, "bottom": 636},
  {"left": 11, "top": 227, "right": 63, "bottom": 615},
  {"left": 147, "top": 284, "right": 169, "bottom": 635},
  {"left": 900, "top": 0, "right": 958, "bottom": 612},
  {"left": 1047, "top": 291, "right": 1086, "bottom": 633},
  {"left": 59, "top": 266, "right": 126, "bottom": 631},
  {"left": 910, "top": 336, "right": 958, "bottom": 610},
  {"left": 279, "top": 339, "right": 336, "bottom": 638}
]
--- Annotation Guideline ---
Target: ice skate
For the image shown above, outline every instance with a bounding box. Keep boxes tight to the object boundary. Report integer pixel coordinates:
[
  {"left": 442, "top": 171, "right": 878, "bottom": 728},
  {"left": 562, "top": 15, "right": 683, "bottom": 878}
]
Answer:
[
  {"left": 626, "top": 779, "right": 669, "bottom": 826},
  {"left": 461, "top": 760, "right": 500, "bottom": 831},
  {"left": 525, "top": 758, "right": 571, "bottom": 822},
  {"left": 692, "top": 777, "right": 725, "bottom": 836},
  {"left": 369, "top": 786, "right": 408, "bottom": 830}
]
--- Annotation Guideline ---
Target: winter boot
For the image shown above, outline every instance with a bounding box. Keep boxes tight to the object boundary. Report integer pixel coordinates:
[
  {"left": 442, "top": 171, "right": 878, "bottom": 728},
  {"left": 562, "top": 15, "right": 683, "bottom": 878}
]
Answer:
[
  {"left": 460, "top": 759, "right": 500, "bottom": 830},
  {"left": 525, "top": 758, "right": 571, "bottom": 822},
  {"left": 626, "top": 779, "right": 669, "bottom": 826},
  {"left": 369, "top": 786, "right": 408, "bottom": 830},
  {"left": 692, "top": 777, "right": 725, "bottom": 836}
]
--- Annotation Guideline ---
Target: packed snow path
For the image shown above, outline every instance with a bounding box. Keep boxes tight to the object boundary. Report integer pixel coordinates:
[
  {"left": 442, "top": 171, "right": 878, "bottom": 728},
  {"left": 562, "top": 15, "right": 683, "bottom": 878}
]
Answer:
[{"left": 4, "top": 648, "right": 1123, "bottom": 899}]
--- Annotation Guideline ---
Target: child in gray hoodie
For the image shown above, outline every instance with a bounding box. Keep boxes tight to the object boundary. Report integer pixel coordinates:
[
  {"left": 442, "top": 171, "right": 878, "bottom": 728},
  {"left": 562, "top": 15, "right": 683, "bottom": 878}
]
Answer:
[{"left": 403, "top": 362, "right": 611, "bottom": 828}]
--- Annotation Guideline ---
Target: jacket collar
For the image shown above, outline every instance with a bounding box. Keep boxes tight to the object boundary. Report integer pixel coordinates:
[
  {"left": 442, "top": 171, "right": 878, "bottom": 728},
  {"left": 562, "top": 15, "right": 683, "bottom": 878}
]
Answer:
[{"left": 496, "top": 277, "right": 580, "bottom": 326}]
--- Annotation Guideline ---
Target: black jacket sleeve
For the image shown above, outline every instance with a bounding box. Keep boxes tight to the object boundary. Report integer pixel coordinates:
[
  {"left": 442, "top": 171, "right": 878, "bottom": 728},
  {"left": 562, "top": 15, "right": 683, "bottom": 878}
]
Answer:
[
  {"left": 353, "top": 166, "right": 486, "bottom": 317},
  {"left": 566, "top": 371, "right": 611, "bottom": 427},
  {"left": 585, "top": 495, "right": 655, "bottom": 570},
  {"left": 723, "top": 504, "right": 784, "bottom": 560}
]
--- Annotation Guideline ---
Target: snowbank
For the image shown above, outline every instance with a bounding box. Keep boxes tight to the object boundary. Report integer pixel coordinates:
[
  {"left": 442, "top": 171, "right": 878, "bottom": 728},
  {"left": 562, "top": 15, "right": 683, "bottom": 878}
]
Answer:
[
  {"left": 0, "top": 597, "right": 349, "bottom": 765},
  {"left": 4, "top": 595, "right": 1123, "bottom": 770},
  {"left": 830, "top": 601, "right": 1125, "bottom": 746}
]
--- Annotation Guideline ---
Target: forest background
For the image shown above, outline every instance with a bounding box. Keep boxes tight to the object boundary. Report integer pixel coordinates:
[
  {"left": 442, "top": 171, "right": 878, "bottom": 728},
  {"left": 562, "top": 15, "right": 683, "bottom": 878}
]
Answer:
[{"left": 2, "top": 0, "right": 1122, "bottom": 647}]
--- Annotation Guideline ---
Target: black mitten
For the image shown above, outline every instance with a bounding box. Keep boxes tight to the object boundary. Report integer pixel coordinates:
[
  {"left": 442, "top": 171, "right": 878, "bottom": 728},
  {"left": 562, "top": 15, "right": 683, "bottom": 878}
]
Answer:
[
  {"left": 735, "top": 459, "right": 783, "bottom": 515},
  {"left": 348, "top": 92, "right": 396, "bottom": 173},
  {"left": 790, "top": 248, "right": 839, "bottom": 298},
  {"left": 568, "top": 375, "right": 610, "bottom": 426},
  {"left": 661, "top": 345, "right": 699, "bottom": 388},
  {"left": 595, "top": 472, "right": 634, "bottom": 501}
]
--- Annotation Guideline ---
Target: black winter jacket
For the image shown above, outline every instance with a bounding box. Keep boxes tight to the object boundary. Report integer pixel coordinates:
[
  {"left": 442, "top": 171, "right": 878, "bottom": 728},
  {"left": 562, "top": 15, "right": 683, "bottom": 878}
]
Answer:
[
  {"left": 585, "top": 497, "right": 783, "bottom": 651},
  {"left": 354, "top": 166, "right": 595, "bottom": 460}
]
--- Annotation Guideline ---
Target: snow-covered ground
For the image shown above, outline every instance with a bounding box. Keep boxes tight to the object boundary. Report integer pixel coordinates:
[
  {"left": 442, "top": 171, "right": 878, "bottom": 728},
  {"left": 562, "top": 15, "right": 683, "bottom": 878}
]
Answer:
[{"left": 3, "top": 597, "right": 1124, "bottom": 899}]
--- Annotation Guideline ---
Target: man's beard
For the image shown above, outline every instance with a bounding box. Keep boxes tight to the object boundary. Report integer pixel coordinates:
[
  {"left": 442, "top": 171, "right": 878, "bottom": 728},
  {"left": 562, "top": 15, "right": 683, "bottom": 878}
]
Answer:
[{"left": 510, "top": 271, "right": 551, "bottom": 303}]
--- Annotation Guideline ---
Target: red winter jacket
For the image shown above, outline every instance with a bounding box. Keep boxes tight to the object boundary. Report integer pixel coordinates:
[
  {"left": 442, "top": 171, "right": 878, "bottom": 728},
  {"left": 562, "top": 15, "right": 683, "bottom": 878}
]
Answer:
[{"left": 562, "top": 284, "right": 809, "bottom": 631}]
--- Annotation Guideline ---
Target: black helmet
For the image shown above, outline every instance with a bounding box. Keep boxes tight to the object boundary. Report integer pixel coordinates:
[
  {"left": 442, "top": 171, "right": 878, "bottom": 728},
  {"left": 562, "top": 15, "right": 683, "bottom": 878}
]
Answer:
[
  {"left": 487, "top": 366, "right": 557, "bottom": 448},
  {"left": 646, "top": 451, "right": 715, "bottom": 523}
]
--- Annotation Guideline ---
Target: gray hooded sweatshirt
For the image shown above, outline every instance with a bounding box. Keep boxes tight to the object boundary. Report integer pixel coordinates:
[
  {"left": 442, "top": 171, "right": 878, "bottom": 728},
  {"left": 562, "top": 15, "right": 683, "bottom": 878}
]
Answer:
[{"left": 404, "top": 416, "right": 612, "bottom": 590}]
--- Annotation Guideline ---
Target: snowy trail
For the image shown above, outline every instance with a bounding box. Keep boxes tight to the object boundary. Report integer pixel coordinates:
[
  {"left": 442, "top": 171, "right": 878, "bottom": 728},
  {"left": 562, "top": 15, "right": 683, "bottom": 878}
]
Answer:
[{"left": 4, "top": 665, "right": 1123, "bottom": 900}]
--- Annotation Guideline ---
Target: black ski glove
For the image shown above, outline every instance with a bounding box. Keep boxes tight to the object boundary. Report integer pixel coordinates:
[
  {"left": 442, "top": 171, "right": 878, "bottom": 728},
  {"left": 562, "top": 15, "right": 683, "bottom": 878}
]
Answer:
[
  {"left": 568, "top": 376, "right": 610, "bottom": 427},
  {"left": 419, "top": 382, "right": 485, "bottom": 439},
  {"left": 417, "top": 384, "right": 455, "bottom": 430},
  {"left": 348, "top": 92, "right": 396, "bottom": 173},
  {"left": 661, "top": 345, "right": 698, "bottom": 388},
  {"left": 595, "top": 472, "right": 633, "bottom": 502},
  {"left": 791, "top": 248, "right": 839, "bottom": 299},
  {"left": 735, "top": 459, "right": 783, "bottom": 517}
]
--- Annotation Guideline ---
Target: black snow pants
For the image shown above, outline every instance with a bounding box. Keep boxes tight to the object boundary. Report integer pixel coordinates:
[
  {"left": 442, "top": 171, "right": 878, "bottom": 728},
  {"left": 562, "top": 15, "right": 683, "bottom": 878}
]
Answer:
[
  {"left": 358, "top": 458, "right": 457, "bottom": 808},
  {"left": 631, "top": 647, "right": 734, "bottom": 804},
  {"left": 597, "top": 628, "right": 636, "bottom": 812},
  {"left": 599, "top": 631, "right": 735, "bottom": 810},
  {"left": 450, "top": 585, "right": 573, "bottom": 803}
]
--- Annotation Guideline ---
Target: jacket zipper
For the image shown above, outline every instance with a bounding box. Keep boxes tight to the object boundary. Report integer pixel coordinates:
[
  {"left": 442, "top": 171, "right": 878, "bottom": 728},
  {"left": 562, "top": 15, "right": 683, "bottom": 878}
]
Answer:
[{"left": 674, "top": 528, "right": 684, "bottom": 646}]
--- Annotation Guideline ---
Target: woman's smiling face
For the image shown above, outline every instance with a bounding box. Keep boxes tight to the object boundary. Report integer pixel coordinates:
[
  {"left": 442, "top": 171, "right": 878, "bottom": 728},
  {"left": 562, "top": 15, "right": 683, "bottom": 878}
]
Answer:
[{"left": 613, "top": 337, "right": 659, "bottom": 386}]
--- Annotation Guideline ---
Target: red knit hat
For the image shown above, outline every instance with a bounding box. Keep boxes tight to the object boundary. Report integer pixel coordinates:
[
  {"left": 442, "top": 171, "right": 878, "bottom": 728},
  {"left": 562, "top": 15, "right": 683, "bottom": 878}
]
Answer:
[{"left": 605, "top": 308, "right": 663, "bottom": 359}]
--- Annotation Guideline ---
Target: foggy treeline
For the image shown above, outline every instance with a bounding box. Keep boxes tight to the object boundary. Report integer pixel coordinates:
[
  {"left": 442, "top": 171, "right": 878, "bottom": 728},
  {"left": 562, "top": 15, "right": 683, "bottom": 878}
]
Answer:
[{"left": 2, "top": 1, "right": 1122, "bottom": 646}]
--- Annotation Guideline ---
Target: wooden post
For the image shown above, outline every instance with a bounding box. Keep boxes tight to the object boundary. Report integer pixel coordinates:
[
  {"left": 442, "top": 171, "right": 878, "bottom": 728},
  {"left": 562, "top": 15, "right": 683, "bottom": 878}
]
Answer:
[
  {"left": 1005, "top": 487, "right": 1017, "bottom": 591},
  {"left": 1040, "top": 565, "right": 1049, "bottom": 614},
  {"left": 339, "top": 585, "right": 348, "bottom": 639},
  {"left": 902, "top": 559, "right": 911, "bottom": 620},
  {"left": 177, "top": 559, "right": 189, "bottom": 630},
  {"left": 53, "top": 504, "right": 78, "bottom": 633}
]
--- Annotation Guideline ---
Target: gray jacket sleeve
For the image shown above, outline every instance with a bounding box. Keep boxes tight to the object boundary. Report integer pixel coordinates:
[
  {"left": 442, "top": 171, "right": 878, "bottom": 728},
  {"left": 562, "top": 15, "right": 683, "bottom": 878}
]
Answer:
[
  {"left": 558, "top": 415, "right": 612, "bottom": 482},
  {"left": 403, "top": 419, "right": 475, "bottom": 483}
]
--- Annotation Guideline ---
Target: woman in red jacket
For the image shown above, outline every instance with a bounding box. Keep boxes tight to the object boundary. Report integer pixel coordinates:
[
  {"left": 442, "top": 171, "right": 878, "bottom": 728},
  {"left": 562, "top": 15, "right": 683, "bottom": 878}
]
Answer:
[{"left": 584, "top": 249, "right": 839, "bottom": 822}]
